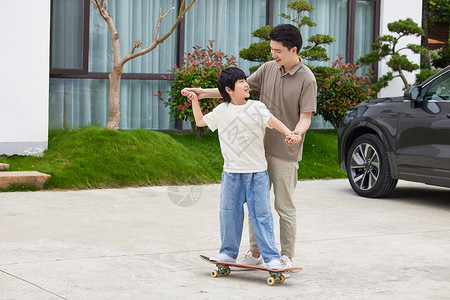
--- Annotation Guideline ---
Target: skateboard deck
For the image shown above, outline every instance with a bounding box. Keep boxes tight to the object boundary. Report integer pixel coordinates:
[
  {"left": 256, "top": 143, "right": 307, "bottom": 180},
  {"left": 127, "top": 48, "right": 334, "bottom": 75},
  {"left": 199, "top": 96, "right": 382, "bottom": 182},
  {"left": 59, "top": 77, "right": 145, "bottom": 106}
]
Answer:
[{"left": 200, "top": 255, "right": 302, "bottom": 285}]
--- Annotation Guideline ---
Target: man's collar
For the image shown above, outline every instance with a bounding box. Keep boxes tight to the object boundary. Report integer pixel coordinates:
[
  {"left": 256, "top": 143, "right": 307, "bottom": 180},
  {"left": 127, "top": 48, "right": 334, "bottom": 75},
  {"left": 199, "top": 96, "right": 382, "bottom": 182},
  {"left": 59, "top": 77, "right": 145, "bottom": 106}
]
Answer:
[{"left": 279, "top": 57, "right": 303, "bottom": 75}]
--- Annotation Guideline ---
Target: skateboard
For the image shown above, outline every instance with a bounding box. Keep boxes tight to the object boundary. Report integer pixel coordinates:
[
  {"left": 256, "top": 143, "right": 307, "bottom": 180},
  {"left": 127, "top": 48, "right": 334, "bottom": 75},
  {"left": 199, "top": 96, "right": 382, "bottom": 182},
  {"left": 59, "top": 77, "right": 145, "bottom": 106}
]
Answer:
[{"left": 200, "top": 255, "right": 302, "bottom": 285}]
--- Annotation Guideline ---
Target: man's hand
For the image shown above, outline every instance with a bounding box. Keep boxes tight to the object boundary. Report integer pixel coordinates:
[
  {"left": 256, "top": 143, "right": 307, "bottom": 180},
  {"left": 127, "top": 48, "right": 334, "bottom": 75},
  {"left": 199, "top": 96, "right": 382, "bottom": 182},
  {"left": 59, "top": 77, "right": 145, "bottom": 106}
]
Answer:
[
  {"left": 181, "top": 88, "right": 205, "bottom": 99},
  {"left": 183, "top": 90, "right": 198, "bottom": 102},
  {"left": 285, "top": 132, "right": 302, "bottom": 146}
]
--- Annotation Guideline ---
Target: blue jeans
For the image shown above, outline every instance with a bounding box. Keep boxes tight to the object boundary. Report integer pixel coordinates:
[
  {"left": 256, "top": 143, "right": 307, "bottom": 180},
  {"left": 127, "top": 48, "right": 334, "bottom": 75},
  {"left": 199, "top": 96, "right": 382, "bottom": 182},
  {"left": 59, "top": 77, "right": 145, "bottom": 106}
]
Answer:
[{"left": 219, "top": 171, "right": 280, "bottom": 263}]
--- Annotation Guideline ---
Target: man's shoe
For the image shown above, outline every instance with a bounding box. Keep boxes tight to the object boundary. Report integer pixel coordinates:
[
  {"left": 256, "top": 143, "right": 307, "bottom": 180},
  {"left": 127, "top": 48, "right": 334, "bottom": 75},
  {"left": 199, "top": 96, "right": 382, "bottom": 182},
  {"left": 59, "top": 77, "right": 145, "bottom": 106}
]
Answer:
[
  {"left": 237, "top": 251, "right": 264, "bottom": 266},
  {"left": 280, "top": 255, "right": 293, "bottom": 269},
  {"left": 266, "top": 259, "right": 283, "bottom": 270},
  {"left": 210, "top": 253, "right": 236, "bottom": 264}
]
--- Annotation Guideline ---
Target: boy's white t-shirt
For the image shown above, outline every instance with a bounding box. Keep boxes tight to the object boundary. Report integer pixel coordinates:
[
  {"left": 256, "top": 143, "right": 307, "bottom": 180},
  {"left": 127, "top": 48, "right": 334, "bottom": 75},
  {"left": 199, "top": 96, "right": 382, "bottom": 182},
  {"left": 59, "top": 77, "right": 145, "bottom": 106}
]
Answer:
[{"left": 203, "top": 100, "right": 273, "bottom": 173}]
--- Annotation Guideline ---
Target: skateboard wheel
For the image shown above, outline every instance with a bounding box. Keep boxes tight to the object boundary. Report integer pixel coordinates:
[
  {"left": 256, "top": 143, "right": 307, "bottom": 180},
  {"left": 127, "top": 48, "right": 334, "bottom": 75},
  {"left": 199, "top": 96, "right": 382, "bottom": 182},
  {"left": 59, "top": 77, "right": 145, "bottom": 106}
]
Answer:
[
  {"left": 224, "top": 268, "right": 231, "bottom": 275},
  {"left": 267, "top": 276, "right": 276, "bottom": 286},
  {"left": 211, "top": 270, "right": 219, "bottom": 278},
  {"left": 278, "top": 275, "right": 285, "bottom": 283}
]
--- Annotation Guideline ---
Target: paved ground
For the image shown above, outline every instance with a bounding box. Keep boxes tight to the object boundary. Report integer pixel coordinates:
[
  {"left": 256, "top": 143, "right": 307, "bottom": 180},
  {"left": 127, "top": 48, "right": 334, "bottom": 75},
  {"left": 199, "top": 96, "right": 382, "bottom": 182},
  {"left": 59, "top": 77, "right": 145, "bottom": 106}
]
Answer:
[{"left": 1, "top": 179, "right": 449, "bottom": 299}]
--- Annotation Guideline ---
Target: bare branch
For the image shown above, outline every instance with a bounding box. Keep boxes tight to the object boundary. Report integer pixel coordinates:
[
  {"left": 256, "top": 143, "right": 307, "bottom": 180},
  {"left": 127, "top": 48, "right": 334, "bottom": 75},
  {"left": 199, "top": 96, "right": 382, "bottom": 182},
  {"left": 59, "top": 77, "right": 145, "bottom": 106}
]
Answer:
[
  {"left": 181, "top": 0, "right": 196, "bottom": 15},
  {"left": 153, "top": 8, "right": 163, "bottom": 43},
  {"left": 162, "top": 7, "right": 175, "bottom": 19},
  {"left": 179, "top": 0, "right": 185, "bottom": 16},
  {"left": 119, "top": 0, "right": 197, "bottom": 66},
  {"left": 90, "top": 0, "right": 99, "bottom": 8}
]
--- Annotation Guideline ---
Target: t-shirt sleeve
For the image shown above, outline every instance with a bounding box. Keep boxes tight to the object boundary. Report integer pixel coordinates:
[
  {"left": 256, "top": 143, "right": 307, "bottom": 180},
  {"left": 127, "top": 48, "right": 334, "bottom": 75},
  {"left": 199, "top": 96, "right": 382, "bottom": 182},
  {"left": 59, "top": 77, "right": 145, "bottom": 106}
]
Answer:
[
  {"left": 247, "top": 63, "right": 265, "bottom": 91},
  {"left": 299, "top": 78, "right": 317, "bottom": 114},
  {"left": 202, "top": 105, "right": 220, "bottom": 132},
  {"left": 257, "top": 101, "right": 273, "bottom": 129}
]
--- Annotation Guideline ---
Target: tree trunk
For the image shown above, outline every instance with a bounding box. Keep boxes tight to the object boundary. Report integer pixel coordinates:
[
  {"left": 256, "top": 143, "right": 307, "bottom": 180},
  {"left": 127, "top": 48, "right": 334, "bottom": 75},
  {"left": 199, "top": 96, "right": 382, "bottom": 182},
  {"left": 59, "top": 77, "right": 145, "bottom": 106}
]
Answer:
[
  {"left": 91, "top": 0, "right": 198, "bottom": 130},
  {"left": 191, "top": 122, "right": 203, "bottom": 138},
  {"left": 398, "top": 71, "right": 410, "bottom": 89},
  {"left": 421, "top": 9, "right": 431, "bottom": 69},
  {"left": 107, "top": 71, "right": 121, "bottom": 130}
]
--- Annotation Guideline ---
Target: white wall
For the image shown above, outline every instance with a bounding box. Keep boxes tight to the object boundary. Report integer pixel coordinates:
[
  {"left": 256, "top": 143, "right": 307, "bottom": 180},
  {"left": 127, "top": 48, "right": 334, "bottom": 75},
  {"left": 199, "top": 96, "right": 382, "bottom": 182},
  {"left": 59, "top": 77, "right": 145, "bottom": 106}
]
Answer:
[
  {"left": 0, "top": 0, "right": 50, "bottom": 156},
  {"left": 378, "top": 0, "right": 423, "bottom": 97}
]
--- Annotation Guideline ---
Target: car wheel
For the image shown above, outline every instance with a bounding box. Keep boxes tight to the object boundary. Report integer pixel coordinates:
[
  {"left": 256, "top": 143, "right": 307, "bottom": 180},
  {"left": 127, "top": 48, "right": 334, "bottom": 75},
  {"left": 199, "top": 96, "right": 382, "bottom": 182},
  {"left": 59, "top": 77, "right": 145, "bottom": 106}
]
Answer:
[{"left": 346, "top": 134, "right": 398, "bottom": 198}]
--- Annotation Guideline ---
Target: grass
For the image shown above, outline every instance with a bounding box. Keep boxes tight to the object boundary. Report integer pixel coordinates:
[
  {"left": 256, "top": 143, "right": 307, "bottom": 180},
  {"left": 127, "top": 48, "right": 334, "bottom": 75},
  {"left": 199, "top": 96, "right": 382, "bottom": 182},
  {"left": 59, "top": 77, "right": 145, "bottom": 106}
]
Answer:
[{"left": 0, "top": 126, "right": 346, "bottom": 191}]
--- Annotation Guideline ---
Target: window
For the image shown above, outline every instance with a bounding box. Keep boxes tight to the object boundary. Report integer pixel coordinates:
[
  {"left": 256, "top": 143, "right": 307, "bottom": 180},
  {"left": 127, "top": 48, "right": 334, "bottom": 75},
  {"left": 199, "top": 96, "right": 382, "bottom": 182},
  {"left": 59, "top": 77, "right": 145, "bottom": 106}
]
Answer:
[
  {"left": 184, "top": 0, "right": 267, "bottom": 74},
  {"left": 273, "top": 0, "right": 348, "bottom": 66},
  {"left": 51, "top": 0, "right": 89, "bottom": 73},
  {"left": 424, "top": 72, "right": 450, "bottom": 101},
  {"left": 49, "top": 0, "right": 381, "bottom": 130}
]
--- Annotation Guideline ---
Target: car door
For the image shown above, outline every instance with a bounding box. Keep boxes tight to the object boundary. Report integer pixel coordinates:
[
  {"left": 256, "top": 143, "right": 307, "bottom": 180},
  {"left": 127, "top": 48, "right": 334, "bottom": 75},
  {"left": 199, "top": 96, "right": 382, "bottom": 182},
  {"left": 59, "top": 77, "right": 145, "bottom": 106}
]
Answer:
[{"left": 396, "top": 70, "right": 450, "bottom": 187}]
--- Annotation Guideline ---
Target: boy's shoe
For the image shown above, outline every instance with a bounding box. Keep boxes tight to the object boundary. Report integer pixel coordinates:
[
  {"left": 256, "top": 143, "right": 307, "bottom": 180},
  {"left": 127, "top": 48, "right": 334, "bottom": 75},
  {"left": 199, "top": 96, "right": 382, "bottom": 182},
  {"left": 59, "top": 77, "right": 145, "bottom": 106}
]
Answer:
[
  {"left": 209, "top": 253, "right": 236, "bottom": 264},
  {"left": 280, "top": 255, "right": 293, "bottom": 269},
  {"left": 237, "top": 251, "right": 264, "bottom": 266},
  {"left": 266, "top": 259, "right": 283, "bottom": 270}
]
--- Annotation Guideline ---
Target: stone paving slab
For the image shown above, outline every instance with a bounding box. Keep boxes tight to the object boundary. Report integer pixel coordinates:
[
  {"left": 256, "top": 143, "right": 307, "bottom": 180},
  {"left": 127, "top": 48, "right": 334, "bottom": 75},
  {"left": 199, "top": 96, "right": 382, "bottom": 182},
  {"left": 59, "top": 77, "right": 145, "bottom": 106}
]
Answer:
[
  {"left": 0, "top": 179, "right": 449, "bottom": 299},
  {"left": 0, "top": 171, "right": 51, "bottom": 189}
]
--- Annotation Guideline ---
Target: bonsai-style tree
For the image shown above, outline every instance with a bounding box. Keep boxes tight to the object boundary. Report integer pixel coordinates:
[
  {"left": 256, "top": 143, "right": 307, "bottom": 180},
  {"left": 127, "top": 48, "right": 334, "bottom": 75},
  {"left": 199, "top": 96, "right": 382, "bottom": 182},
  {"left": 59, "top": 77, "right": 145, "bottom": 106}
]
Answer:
[
  {"left": 90, "top": 0, "right": 197, "bottom": 130},
  {"left": 357, "top": 18, "right": 438, "bottom": 89},
  {"left": 239, "top": 0, "right": 335, "bottom": 73}
]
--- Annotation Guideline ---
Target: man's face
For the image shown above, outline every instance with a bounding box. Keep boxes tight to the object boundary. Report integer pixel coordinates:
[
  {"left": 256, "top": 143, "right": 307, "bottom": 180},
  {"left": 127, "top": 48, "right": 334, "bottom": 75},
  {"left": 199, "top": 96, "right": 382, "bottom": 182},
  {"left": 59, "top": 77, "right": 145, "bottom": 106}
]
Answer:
[{"left": 270, "top": 40, "right": 298, "bottom": 67}]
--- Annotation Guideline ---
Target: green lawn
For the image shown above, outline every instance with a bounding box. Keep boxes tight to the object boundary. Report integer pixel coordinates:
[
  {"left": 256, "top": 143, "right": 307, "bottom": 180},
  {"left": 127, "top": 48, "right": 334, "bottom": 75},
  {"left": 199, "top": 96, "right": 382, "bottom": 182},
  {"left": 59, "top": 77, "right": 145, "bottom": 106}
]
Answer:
[{"left": 0, "top": 126, "right": 346, "bottom": 191}]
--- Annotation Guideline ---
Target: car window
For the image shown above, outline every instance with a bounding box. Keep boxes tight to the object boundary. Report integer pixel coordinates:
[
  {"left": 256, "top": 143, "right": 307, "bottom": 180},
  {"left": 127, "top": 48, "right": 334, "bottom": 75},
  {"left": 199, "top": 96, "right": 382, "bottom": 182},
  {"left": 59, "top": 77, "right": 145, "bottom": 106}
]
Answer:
[{"left": 423, "top": 72, "right": 450, "bottom": 101}]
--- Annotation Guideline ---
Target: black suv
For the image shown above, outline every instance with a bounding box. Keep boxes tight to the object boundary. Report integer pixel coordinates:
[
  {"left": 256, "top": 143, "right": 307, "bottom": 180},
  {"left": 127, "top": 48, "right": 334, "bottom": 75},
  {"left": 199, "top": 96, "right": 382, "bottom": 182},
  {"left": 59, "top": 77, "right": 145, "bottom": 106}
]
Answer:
[{"left": 338, "top": 65, "right": 450, "bottom": 198}]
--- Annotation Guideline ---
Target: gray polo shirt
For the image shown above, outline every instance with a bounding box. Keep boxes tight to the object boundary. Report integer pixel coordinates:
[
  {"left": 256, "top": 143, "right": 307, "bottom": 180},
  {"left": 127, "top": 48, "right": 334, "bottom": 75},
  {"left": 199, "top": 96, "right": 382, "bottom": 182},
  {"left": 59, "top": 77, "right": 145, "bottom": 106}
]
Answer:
[{"left": 247, "top": 59, "right": 317, "bottom": 162}]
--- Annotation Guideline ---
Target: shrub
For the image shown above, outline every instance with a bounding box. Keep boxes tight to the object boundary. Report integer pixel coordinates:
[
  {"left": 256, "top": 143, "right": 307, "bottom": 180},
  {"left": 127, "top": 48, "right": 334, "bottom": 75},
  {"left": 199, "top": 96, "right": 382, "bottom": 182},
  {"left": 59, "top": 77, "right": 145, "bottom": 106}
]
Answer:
[
  {"left": 156, "top": 40, "right": 237, "bottom": 137},
  {"left": 357, "top": 18, "right": 438, "bottom": 89},
  {"left": 432, "top": 47, "right": 450, "bottom": 69},
  {"left": 317, "top": 54, "right": 376, "bottom": 130}
]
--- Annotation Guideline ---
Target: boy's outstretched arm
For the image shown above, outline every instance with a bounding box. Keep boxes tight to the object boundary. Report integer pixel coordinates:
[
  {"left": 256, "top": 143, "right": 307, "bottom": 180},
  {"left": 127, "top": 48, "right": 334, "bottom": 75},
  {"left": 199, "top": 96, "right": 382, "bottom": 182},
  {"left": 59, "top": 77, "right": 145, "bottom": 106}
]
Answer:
[
  {"left": 268, "top": 116, "right": 292, "bottom": 137},
  {"left": 182, "top": 90, "right": 207, "bottom": 127}
]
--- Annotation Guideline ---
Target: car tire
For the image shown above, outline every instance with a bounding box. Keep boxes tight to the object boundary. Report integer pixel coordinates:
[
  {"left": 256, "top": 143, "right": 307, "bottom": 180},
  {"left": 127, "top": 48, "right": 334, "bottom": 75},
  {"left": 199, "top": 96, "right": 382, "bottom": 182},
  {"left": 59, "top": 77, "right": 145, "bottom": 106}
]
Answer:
[{"left": 346, "top": 134, "right": 398, "bottom": 198}]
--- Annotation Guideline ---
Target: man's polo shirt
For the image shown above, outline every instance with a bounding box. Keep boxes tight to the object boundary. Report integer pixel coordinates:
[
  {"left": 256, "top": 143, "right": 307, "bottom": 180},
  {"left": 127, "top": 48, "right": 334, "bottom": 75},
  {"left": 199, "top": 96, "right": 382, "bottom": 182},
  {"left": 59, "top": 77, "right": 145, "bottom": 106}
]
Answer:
[{"left": 247, "top": 59, "right": 317, "bottom": 162}]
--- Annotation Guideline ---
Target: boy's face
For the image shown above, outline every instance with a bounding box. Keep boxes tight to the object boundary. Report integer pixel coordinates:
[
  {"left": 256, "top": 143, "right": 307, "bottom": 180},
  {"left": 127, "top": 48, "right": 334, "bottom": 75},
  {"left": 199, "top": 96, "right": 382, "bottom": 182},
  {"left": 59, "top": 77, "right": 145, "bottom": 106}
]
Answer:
[
  {"left": 228, "top": 79, "right": 250, "bottom": 100},
  {"left": 270, "top": 40, "right": 298, "bottom": 67}
]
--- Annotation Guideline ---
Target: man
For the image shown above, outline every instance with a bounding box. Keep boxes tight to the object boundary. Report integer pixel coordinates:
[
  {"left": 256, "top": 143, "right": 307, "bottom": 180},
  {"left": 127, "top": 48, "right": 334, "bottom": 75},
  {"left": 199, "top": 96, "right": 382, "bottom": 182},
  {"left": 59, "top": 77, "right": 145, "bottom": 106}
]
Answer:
[{"left": 182, "top": 24, "right": 317, "bottom": 268}]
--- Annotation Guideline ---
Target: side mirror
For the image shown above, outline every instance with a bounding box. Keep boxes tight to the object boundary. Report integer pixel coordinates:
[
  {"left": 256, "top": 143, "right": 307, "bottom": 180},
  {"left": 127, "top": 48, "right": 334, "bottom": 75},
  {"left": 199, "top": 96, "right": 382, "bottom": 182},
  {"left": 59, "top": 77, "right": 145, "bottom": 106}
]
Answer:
[
  {"left": 404, "top": 86, "right": 421, "bottom": 108},
  {"left": 404, "top": 86, "right": 421, "bottom": 100}
]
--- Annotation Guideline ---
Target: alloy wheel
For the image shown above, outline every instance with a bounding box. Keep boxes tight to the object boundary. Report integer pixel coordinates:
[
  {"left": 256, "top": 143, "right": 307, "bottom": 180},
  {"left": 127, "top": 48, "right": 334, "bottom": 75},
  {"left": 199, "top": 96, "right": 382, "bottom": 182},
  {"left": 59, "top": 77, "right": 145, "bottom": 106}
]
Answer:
[{"left": 349, "top": 142, "right": 380, "bottom": 191}]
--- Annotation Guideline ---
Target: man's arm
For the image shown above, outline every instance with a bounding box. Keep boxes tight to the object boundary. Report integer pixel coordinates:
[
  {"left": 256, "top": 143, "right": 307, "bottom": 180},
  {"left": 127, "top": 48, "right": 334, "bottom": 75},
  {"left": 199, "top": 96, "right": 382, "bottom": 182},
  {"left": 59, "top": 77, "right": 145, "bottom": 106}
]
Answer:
[
  {"left": 294, "top": 112, "right": 312, "bottom": 136},
  {"left": 181, "top": 88, "right": 221, "bottom": 99},
  {"left": 287, "top": 112, "right": 313, "bottom": 145}
]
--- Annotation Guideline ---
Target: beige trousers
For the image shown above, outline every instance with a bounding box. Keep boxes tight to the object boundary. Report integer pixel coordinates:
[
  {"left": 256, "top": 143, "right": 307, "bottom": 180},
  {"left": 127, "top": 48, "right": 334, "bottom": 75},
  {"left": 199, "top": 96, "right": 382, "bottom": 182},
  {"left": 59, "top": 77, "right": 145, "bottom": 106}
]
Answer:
[{"left": 249, "top": 155, "right": 298, "bottom": 257}]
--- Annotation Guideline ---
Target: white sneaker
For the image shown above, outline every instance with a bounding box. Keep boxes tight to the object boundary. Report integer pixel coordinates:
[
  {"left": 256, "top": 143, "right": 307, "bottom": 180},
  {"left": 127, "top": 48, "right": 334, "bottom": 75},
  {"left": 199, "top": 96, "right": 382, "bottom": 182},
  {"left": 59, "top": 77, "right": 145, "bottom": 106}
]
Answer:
[
  {"left": 210, "top": 253, "right": 236, "bottom": 264},
  {"left": 237, "top": 251, "right": 264, "bottom": 266},
  {"left": 280, "top": 255, "right": 293, "bottom": 269},
  {"left": 266, "top": 259, "right": 283, "bottom": 270}
]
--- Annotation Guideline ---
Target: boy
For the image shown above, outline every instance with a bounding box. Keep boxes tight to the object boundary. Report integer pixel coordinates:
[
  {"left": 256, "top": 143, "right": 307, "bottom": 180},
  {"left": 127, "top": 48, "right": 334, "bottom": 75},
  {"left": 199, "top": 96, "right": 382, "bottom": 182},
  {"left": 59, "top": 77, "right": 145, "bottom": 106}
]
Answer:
[
  {"left": 182, "top": 67, "right": 299, "bottom": 270},
  {"left": 182, "top": 24, "right": 317, "bottom": 268}
]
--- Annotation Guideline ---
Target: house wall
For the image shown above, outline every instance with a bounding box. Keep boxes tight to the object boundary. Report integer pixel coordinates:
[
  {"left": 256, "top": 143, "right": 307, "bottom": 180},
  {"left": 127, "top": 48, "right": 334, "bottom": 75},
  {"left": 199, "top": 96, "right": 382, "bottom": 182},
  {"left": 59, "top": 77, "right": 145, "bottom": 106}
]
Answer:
[
  {"left": 378, "top": 0, "right": 423, "bottom": 97},
  {"left": 0, "top": 0, "right": 50, "bottom": 156}
]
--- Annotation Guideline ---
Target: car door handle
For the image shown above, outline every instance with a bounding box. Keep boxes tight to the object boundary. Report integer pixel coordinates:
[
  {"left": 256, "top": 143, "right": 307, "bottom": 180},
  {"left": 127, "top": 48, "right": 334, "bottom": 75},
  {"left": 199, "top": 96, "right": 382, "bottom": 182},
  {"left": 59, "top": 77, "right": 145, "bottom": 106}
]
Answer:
[{"left": 447, "top": 113, "right": 450, "bottom": 119}]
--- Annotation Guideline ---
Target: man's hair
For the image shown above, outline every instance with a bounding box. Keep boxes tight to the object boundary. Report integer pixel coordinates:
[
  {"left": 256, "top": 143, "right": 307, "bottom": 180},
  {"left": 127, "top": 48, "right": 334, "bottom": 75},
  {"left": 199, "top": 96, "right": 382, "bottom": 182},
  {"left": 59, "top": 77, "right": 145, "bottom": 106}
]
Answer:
[
  {"left": 269, "top": 24, "right": 303, "bottom": 53},
  {"left": 217, "top": 67, "right": 247, "bottom": 103}
]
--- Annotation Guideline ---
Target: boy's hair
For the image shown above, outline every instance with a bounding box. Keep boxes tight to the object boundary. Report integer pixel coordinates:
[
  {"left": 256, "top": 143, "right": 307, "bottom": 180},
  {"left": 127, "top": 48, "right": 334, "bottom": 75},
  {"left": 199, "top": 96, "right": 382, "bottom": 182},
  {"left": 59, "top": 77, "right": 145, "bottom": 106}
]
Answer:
[
  {"left": 217, "top": 67, "right": 247, "bottom": 103},
  {"left": 269, "top": 24, "right": 303, "bottom": 53}
]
